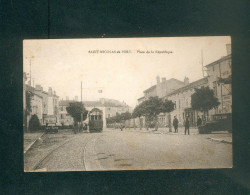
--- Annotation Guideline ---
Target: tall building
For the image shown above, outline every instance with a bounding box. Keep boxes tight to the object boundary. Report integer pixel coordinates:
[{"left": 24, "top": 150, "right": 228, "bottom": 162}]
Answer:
[
  {"left": 205, "top": 45, "right": 232, "bottom": 114},
  {"left": 34, "top": 85, "right": 59, "bottom": 124}
]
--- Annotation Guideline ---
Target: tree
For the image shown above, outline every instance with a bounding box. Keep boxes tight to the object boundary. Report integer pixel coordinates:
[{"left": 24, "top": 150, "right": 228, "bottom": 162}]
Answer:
[
  {"left": 66, "top": 102, "right": 88, "bottom": 124},
  {"left": 191, "top": 86, "right": 220, "bottom": 119},
  {"left": 160, "top": 99, "right": 175, "bottom": 131},
  {"left": 132, "top": 103, "right": 146, "bottom": 129},
  {"left": 138, "top": 96, "right": 165, "bottom": 130},
  {"left": 26, "top": 91, "right": 33, "bottom": 115},
  {"left": 29, "top": 114, "right": 40, "bottom": 131}
]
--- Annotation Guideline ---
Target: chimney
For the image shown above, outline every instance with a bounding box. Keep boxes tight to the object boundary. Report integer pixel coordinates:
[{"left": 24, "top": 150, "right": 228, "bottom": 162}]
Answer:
[
  {"left": 35, "top": 84, "right": 43, "bottom": 91},
  {"left": 66, "top": 96, "right": 69, "bottom": 101},
  {"left": 100, "top": 98, "right": 105, "bottom": 105},
  {"left": 226, "top": 44, "right": 231, "bottom": 55},
  {"left": 48, "top": 87, "right": 53, "bottom": 96},
  {"left": 184, "top": 77, "right": 189, "bottom": 85},
  {"left": 162, "top": 77, "right": 166, "bottom": 83},
  {"left": 156, "top": 76, "right": 160, "bottom": 84}
]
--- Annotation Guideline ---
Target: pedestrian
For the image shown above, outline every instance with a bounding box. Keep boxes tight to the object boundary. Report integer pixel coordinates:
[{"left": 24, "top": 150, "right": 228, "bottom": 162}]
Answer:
[
  {"left": 173, "top": 116, "right": 179, "bottom": 133},
  {"left": 73, "top": 121, "right": 78, "bottom": 134},
  {"left": 185, "top": 116, "right": 190, "bottom": 135},
  {"left": 197, "top": 115, "right": 202, "bottom": 127},
  {"left": 120, "top": 124, "right": 125, "bottom": 131}
]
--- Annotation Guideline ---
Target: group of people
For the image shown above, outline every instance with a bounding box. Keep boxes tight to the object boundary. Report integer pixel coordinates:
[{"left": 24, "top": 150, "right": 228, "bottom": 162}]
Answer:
[
  {"left": 172, "top": 115, "right": 202, "bottom": 135},
  {"left": 73, "top": 122, "right": 87, "bottom": 134}
]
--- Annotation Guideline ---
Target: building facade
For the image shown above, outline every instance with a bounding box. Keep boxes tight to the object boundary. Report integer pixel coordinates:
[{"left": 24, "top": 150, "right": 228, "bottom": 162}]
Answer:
[
  {"left": 139, "top": 76, "right": 185, "bottom": 103},
  {"left": 205, "top": 48, "right": 232, "bottom": 114},
  {"left": 165, "top": 77, "right": 209, "bottom": 127},
  {"left": 25, "top": 84, "right": 43, "bottom": 124},
  {"left": 58, "top": 101, "right": 74, "bottom": 126},
  {"left": 58, "top": 98, "right": 132, "bottom": 129},
  {"left": 24, "top": 75, "right": 60, "bottom": 128}
]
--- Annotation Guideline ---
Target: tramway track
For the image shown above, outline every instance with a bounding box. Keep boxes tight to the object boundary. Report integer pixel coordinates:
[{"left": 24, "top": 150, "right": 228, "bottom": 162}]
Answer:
[{"left": 33, "top": 136, "right": 79, "bottom": 171}]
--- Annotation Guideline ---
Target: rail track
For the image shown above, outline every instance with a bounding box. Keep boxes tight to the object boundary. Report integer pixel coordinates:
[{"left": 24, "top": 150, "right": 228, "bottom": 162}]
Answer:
[{"left": 33, "top": 133, "right": 100, "bottom": 171}]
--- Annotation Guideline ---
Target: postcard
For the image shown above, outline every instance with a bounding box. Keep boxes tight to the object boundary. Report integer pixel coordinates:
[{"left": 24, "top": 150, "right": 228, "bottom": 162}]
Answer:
[{"left": 23, "top": 36, "right": 232, "bottom": 172}]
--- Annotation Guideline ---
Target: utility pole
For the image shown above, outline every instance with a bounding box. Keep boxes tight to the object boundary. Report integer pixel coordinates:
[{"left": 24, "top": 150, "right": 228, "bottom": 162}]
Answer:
[
  {"left": 25, "top": 56, "right": 34, "bottom": 86},
  {"left": 81, "top": 81, "right": 83, "bottom": 130}
]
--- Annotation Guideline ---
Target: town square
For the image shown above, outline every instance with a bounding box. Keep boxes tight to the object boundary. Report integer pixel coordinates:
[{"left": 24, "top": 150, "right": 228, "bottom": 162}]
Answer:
[{"left": 23, "top": 37, "right": 232, "bottom": 171}]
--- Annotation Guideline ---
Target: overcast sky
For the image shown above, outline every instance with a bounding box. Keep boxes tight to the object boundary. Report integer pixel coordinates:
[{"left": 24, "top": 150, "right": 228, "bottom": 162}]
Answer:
[{"left": 23, "top": 36, "right": 231, "bottom": 108}]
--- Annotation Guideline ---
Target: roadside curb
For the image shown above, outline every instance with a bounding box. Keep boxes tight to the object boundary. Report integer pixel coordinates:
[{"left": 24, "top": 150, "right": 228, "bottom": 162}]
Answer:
[
  {"left": 208, "top": 138, "right": 232, "bottom": 144},
  {"left": 24, "top": 132, "right": 46, "bottom": 154}
]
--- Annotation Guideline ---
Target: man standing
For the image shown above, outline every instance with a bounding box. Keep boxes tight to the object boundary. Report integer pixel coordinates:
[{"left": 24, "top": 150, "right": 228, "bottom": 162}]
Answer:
[
  {"left": 197, "top": 115, "right": 202, "bottom": 127},
  {"left": 185, "top": 116, "right": 190, "bottom": 135},
  {"left": 173, "top": 116, "right": 179, "bottom": 133}
]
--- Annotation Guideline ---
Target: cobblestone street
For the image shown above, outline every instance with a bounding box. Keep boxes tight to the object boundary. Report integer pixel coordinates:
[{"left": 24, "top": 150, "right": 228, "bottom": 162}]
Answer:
[{"left": 24, "top": 128, "right": 232, "bottom": 171}]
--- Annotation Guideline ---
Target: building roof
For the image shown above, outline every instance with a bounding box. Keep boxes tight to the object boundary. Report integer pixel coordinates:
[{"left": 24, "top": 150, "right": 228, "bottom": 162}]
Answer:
[
  {"left": 84, "top": 101, "right": 103, "bottom": 107},
  {"left": 143, "top": 78, "right": 184, "bottom": 93},
  {"left": 166, "top": 77, "right": 208, "bottom": 97},
  {"left": 143, "top": 85, "right": 156, "bottom": 93},
  {"left": 167, "top": 78, "right": 185, "bottom": 84},
  {"left": 25, "top": 84, "right": 43, "bottom": 98},
  {"left": 205, "top": 54, "right": 231, "bottom": 67},
  {"left": 59, "top": 99, "right": 128, "bottom": 108},
  {"left": 137, "top": 96, "right": 145, "bottom": 101},
  {"left": 59, "top": 100, "right": 74, "bottom": 106}
]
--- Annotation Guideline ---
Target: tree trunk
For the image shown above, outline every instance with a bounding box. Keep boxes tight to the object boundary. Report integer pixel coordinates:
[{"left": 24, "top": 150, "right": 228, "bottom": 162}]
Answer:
[
  {"left": 168, "top": 113, "right": 172, "bottom": 132},
  {"left": 154, "top": 116, "right": 158, "bottom": 131},
  {"left": 139, "top": 117, "right": 142, "bottom": 130}
]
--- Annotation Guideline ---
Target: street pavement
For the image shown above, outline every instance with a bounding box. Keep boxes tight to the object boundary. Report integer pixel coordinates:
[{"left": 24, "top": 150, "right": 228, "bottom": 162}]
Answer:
[
  {"left": 24, "top": 128, "right": 232, "bottom": 172},
  {"left": 23, "top": 132, "right": 45, "bottom": 154}
]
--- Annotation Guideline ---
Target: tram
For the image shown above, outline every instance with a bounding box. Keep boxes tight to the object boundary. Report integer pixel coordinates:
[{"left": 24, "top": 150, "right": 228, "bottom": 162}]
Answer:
[{"left": 88, "top": 108, "right": 103, "bottom": 133}]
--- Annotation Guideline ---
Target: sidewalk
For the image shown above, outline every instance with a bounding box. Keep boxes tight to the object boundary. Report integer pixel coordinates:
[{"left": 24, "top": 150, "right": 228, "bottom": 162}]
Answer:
[
  {"left": 23, "top": 131, "right": 45, "bottom": 153},
  {"left": 122, "top": 127, "right": 199, "bottom": 135},
  {"left": 207, "top": 132, "right": 232, "bottom": 144},
  {"left": 121, "top": 127, "right": 232, "bottom": 143}
]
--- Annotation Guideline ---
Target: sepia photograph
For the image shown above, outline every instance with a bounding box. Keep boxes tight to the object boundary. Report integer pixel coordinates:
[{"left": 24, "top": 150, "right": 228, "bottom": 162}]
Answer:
[{"left": 23, "top": 36, "right": 232, "bottom": 172}]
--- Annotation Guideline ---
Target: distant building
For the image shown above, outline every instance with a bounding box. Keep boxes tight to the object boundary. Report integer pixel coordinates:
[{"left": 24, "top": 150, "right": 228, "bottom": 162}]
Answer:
[
  {"left": 34, "top": 85, "right": 59, "bottom": 124},
  {"left": 58, "top": 101, "right": 74, "bottom": 126},
  {"left": 59, "top": 98, "right": 132, "bottom": 128}
]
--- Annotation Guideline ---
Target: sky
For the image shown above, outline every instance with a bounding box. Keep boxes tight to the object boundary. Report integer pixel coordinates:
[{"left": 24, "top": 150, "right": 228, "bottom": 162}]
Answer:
[{"left": 23, "top": 36, "right": 231, "bottom": 108}]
